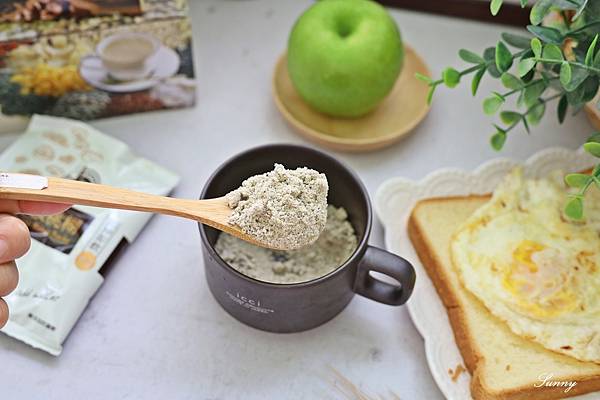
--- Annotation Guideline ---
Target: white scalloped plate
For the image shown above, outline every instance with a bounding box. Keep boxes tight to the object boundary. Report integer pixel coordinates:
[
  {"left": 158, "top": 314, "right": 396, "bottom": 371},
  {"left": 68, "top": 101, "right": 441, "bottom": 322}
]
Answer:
[{"left": 374, "top": 147, "right": 599, "bottom": 400}]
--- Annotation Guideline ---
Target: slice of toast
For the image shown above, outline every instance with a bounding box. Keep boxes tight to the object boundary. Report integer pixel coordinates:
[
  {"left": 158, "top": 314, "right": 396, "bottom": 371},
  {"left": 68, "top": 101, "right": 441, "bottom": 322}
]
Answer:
[{"left": 408, "top": 196, "right": 600, "bottom": 400}]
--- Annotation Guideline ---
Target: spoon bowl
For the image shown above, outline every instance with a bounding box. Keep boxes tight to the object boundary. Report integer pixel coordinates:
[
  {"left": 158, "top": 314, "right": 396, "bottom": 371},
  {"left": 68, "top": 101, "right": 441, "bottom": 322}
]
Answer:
[{"left": 0, "top": 173, "right": 285, "bottom": 250}]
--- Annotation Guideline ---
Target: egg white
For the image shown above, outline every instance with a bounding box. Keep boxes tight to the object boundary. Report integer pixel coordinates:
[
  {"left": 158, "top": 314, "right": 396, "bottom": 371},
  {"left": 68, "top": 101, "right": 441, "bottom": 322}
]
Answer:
[{"left": 451, "top": 168, "right": 600, "bottom": 363}]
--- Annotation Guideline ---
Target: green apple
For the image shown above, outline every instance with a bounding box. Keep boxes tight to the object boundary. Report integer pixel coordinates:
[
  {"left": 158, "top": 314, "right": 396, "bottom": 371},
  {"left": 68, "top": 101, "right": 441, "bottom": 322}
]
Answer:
[{"left": 287, "top": 0, "right": 404, "bottom": 118}]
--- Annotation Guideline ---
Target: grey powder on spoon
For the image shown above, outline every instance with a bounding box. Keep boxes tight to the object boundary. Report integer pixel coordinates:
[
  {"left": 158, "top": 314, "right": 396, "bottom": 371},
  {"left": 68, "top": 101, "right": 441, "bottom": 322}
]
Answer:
[{"left": 225, "top": 163, "right": 329, "bottom": 250}]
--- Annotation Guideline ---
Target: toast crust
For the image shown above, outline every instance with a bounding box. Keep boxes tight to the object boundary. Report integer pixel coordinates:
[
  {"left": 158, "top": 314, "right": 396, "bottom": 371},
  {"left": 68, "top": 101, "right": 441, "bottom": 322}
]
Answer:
[
  {"left": 407, "top": 195, "right": 600, "bottom": 400},
  {"left": 408, "top": 196, "right": 488, "bottom": 375}
]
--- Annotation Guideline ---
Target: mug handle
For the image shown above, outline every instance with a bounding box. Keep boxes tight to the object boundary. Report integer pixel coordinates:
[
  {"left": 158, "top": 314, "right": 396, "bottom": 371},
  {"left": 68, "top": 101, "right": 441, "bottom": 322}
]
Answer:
[{"left": 354, "top": 246, "right": 415, "bottom": 306}]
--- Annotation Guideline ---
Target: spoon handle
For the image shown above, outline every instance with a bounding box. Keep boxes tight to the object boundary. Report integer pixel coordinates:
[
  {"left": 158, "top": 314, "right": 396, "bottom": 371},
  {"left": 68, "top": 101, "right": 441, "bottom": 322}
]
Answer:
[{"left": 0, "top": 173, "right": 198, "bottom": 218}]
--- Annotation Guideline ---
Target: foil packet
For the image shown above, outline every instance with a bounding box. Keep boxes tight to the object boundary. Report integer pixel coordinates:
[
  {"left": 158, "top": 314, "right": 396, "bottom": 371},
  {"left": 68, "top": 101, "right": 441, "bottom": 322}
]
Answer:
[{"left": 0, "top": 115, "right": 179, "bottom": 355}]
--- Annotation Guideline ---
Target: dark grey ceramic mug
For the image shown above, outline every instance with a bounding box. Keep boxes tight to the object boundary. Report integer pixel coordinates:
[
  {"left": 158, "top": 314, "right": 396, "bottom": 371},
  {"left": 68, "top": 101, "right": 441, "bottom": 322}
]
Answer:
[{"left": 199, "top": 144, "right": 415, "bottom": 333}]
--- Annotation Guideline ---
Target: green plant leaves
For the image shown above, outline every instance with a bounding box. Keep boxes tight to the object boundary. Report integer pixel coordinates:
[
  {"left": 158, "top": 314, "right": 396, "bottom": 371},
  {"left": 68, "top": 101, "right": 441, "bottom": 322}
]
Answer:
[
  {"left": 415, "top": 73, "right": 432, "bottom": 83},
  {"left": 560, "top": 62, "right": 572, "bottom": 87},
  {"left": 521, "top": 68, "right": 535, "bottom": 83},
  {"left": 582, "top": 76, "right": 599, "bottom": 103},
  {"left": 471, "top": 67, "right": 486, "bottom": 96},
  {"left": 573, "top": 0, "right": 590, "bottom": 20},
  {"left": 518, "top": 58, "right": 536, "bottom": 77},
  {"left": 567, "top": 21, "right": 600, "bottom": 42},
  {"left": 585, "top": 34, "right": 598, "bottom": 66},
  {"left": 500, "top": 110, "right": 522, "bottom": 125},
  {"left": 531, "top": 38, "right": 542, "bottom": 58},
  {"left": 442, "top": 67, "right": 461, "bottom": 88},
  {"left": 524, "top": 80, "right": 546, "bottom": 107},
  {"left": 584, "top": 142, "right": 600, "bottom": 157},
  {"left": 495, "top": 41, "right": 513, "bottom": 72},
  {"left": 526, "top": 101, "right": 546, "bottom": 125},
  {"left": 565, "top": 197, "right": 584, "bottom": 220},
  {"left": 484, "top": 47, "right": 503, "bottom": 78},
  {"left": 517, "top": 90, "right": 525, "bottom": 107},
  {"left": 490, "top": 128, "right": 507, "bottom": 150},
  {"left": 460, "top": 0, "right": 595, "bottom": 221},
  {"left": 588, "top": 132, "right": 600, "bottom": 144},
  {"left": 459, "top": 49, "right": 485, "bottom": 64},
  {"left": 501, "top": 32, "right": 532, "bottom": 49},
  {"left": 522, "top": 115, "right": 530, "bottom": 133},
  {"left": 564, "top": 64, "right": 590, "bottom": 91},
  {"left": 557, "top": 94, "right": 568, "bottom": 123},
  {"left": 566, "top": 81, "right": 587, "bottom": 107},
  {"left": 565, "top": 173, "right": 592, "bottom": 188},
  {"left": 542, "top": 44, "right": 563, "bottom": 61},
  {"left": 530, "top": 0, "right": 553, "bottom": 26},
  {"left": 594, "top": 48, "right": 600, "bottom": 68},
  {"left": 586, "top": 132, "right": 600, "bottom": 146},
  {"left": 594, "top": 163, "right": 600, "bottom": 176},
  {"left": 500, "top": 72, "right": 522, "bottom": 89},
  {"left": 491, "top": 0, "right": 503, "bottom": 16},
  {"left": 527, "top": 25, "right": 563, "bottom": 45},
  {"left": 426, "top": 85, "right": 436, "bottom": 104},
  {"left": 558, "top": 60, "right": 590, "bottom": 93},
  {"left": 483, "top": 94, "right": 504, "bottom": 114}
]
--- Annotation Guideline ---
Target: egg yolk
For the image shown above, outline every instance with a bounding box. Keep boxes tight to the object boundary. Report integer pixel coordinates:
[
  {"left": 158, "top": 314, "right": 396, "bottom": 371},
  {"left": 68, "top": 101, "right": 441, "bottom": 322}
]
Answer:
[
  {"left": 513, "top": 240, "right": 545, "bottom": 273},
  {"left": 502, "top": 240, "right": 577, "bottom": 319}
]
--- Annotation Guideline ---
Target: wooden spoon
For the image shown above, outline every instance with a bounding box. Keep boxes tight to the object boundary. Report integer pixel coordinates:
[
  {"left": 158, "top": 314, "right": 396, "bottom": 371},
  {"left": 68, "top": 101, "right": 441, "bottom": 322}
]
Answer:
[{"left": 0, "top": 172, "right": 279, "bottom": 250}]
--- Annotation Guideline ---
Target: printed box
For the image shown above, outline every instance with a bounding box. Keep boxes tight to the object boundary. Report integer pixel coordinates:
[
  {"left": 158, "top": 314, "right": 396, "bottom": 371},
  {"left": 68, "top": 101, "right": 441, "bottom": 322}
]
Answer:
[{"left": 0, "top": 0, "right": 196, "bottom": 121}]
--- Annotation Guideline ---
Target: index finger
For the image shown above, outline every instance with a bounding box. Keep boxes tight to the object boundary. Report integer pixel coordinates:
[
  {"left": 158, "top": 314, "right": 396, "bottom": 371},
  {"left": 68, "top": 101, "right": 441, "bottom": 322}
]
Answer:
[{"left": 0, "top": 200, "right": 70, "bottom": 216}]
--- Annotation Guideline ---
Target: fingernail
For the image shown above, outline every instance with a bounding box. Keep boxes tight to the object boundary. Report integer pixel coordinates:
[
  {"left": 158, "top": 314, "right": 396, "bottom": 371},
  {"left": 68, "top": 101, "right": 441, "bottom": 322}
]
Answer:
[{"left": 0, "top": 240, "right": 9, "bottom": 259}]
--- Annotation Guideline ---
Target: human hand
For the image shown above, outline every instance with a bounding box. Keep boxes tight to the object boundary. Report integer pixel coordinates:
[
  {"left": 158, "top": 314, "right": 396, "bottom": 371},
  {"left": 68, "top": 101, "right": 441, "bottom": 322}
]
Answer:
[{"left": 0, "top": 200, "right": 70, "bottom": 328}]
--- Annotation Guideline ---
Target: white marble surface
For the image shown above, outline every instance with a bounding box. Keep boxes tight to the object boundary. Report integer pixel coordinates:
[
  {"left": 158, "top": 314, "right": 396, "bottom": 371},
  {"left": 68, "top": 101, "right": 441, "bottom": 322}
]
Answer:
[{"left": 0, "top": 1, "right": 595, "bottom": 399}]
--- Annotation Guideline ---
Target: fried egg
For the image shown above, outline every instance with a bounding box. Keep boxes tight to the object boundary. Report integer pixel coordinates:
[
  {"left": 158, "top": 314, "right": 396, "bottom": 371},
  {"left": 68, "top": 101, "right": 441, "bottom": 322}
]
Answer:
[{"left": 451, "top": 168, "right": 600, "bottom": 363}]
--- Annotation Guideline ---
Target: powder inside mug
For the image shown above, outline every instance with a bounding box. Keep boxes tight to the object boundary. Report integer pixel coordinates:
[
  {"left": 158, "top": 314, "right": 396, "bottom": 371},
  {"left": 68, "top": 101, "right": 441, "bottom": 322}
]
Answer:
[
  {"left": 215, "top": 205, "right": 358, "bottom": 284},
  {"left": 225, "top": 163, "right": 328, "bottom": 250}
]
